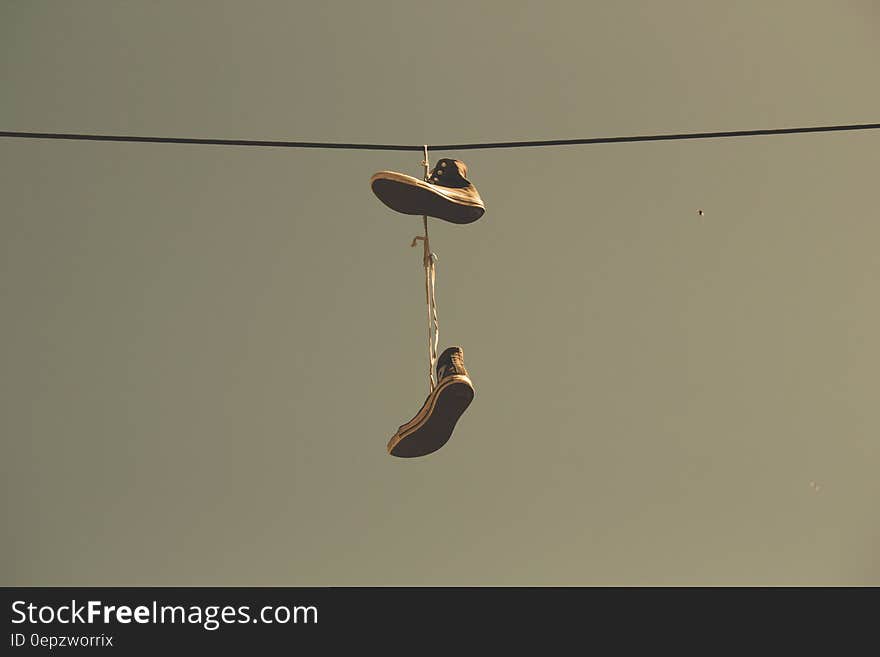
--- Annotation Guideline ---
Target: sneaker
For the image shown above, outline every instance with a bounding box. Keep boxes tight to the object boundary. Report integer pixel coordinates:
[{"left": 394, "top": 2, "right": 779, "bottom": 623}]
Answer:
[
  {"left": 388, "top": 347, "right": 475, "bottom": 457},
  {"left": 371, "top": 159, "right": 485, "bottom": 224}
]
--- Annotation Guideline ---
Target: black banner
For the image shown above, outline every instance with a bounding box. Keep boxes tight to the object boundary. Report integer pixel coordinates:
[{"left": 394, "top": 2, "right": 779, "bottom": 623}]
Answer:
[{"left": 1, "top": 587, "right": 870, "bottom": 652}]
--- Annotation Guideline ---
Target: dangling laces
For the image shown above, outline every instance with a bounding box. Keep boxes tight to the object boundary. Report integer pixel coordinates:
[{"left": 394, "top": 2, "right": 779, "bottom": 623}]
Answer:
[{"left": 410, "top": 145, "right": 440, "bottom": 392}]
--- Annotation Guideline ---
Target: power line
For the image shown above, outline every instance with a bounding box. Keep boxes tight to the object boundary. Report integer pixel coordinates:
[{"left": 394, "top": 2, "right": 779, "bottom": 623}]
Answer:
[
  {"left": 0, "top": 131, "right": 415, "bottom": 151},
  {"left": 433, "top": 122, "right": 880, "bottom": 150},
  {"left": 1, "top": 122, "right": 878, "bottom": 152}
]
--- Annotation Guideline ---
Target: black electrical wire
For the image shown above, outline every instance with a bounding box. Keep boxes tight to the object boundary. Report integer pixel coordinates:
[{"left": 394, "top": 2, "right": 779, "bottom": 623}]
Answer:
[
  {"left": 432, "top": 122, "right": 880, "bottom": 150},
  {"left": 1, "top": 122, "right": 879, "bottom": 152},
  {"left": 0, "top": 131, "right": 416, "bottom": 151}
]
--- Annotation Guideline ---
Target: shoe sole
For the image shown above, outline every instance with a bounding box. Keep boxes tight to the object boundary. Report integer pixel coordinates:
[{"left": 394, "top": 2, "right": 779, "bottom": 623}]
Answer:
[
  {"left": 371, "top": 173, "right": 484, "bottom": 224},
  {"left": 388, "top": 375, "right": 474, "bottom": 457}
]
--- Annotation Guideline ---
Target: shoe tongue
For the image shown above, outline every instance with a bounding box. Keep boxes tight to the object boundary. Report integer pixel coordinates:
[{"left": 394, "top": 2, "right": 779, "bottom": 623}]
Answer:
[
  {"left": 436, "top": 346, "right": 462, "bottom": 377},
  {"left": 428, "top": 159, "right": 470, "bottom": 188}
]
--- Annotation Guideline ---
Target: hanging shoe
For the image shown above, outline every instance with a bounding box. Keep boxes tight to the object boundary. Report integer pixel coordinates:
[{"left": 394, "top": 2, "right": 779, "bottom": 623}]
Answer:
[
  {"left": 388, "top": 346, "right": 475, "bottom": 457},
  {"left": 371, "top": 159, "right": 485, "bottom": 224}
]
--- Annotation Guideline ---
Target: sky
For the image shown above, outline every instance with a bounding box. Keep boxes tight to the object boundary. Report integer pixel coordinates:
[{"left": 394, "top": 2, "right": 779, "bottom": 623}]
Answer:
[{"left": 2, "top": 1, "right": 879, "bottom": 585}]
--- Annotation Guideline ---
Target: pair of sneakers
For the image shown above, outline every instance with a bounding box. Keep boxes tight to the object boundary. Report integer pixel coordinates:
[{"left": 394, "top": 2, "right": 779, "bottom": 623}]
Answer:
[{"left": 371, "top": 158, "right": 483, "bottom": 457}]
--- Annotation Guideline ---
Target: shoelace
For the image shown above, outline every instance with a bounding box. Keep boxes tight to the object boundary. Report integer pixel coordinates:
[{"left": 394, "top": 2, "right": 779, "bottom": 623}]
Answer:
[
  {"left": 412, "top": 217, "right": 439, "bottom": 392},
  {"left": 411, "top": 146, "right": 440, "bottom": 392}
]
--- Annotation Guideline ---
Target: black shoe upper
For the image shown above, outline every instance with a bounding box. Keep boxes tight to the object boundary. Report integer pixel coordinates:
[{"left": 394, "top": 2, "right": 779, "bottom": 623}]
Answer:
[{"left": 427, "top": 159, "right": 472, "bottom": 189}]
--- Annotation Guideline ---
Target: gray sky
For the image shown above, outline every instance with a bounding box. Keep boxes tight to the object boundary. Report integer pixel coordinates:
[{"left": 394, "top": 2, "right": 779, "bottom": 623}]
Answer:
[{"left": 2, "top": 1, "right": 879, "bottom": 585}]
